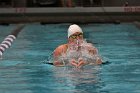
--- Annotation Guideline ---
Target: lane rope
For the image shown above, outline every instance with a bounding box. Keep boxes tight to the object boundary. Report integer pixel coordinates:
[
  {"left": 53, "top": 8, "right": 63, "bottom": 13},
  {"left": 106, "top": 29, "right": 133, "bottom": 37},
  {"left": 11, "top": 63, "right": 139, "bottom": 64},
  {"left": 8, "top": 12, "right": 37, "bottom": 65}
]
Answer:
[{"left": 0, "top": 24, "right": 25, "bottom": 59}]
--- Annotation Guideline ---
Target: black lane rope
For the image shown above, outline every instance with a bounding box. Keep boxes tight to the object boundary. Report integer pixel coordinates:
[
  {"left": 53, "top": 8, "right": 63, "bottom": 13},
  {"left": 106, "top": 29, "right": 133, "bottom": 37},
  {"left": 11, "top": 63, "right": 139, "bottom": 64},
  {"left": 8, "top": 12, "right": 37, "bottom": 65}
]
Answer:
[{"left": 0, "top": 24, "right": 25, "bottom": 59}]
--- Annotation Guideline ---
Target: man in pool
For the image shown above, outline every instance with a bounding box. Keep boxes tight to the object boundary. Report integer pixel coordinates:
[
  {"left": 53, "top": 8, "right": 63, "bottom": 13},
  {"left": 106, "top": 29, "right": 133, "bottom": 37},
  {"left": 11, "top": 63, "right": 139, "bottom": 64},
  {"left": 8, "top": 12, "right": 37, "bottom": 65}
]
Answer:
[{"left": 53, "top": 24, "right": 102, "bottom": 68}]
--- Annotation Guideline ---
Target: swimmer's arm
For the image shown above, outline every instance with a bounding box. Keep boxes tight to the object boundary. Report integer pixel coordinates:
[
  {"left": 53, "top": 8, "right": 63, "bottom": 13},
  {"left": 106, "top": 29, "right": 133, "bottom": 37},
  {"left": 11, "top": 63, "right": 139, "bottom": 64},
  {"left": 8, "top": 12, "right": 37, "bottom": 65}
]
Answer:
[
  {"left": 53, "top": 44, "right": 67, "bottom": 57},
  {"left": 53, "top": 52, "right": 65, "bottom": 67},
  {"left": 88, "top": 46, "right": 98, "bottom": 55},
  {"left": 53, "top": 44, "right": 67, "bottom": 67},
  {"left": 95, "top": 56, "right": 102, "bottom": 64},
  {"left": 53, "top": 61, "right": 65, "bottom": 67},
  {"left": 92, "top": 48, "right": 102, "bottom": 64},
  {"left": 85, "top": 43, "right": 98, "bottom": 54},
  {"left": 87, "top": 43, "right": 102, "bottom": 64}
]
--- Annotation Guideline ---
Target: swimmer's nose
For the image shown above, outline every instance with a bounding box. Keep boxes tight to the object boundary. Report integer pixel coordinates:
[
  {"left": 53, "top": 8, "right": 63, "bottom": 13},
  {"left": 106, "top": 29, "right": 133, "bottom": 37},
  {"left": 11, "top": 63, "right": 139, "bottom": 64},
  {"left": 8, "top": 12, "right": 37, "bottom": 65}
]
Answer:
[{"left": 77, "top": 36, "right": 81, "bottom": 39}]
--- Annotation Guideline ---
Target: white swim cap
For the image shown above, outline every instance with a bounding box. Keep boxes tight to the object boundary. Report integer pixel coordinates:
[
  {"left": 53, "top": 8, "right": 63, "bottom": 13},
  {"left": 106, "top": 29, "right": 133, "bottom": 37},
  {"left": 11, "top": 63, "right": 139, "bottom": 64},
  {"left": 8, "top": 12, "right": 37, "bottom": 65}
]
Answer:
[{"left": 68, "top": 24, "right": 83, "bottom": 38}]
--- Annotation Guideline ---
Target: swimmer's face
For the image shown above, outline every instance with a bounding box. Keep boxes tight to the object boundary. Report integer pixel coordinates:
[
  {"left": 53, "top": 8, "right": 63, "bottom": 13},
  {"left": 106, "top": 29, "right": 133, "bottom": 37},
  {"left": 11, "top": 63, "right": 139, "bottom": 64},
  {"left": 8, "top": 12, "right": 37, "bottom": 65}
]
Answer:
[
  {"left": 69, "top": 32, "right": 83, "bottom": 40},
  {"left": 68, "top": 32, "right": 83, "bottom": 44}
]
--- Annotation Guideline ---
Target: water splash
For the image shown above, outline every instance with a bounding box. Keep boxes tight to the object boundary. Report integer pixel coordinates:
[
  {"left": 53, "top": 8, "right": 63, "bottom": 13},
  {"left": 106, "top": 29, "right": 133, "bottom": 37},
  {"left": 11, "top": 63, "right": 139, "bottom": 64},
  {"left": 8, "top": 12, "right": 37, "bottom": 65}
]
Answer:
[{"left": 54, "top": 39, "right": 101, "bottom": 66}]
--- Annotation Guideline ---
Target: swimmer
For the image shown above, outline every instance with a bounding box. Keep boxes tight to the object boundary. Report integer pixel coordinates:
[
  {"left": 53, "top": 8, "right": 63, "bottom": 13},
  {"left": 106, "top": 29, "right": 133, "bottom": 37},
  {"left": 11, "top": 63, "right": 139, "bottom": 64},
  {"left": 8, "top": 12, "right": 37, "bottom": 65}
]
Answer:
[{"left": 53, "top": 24, "right": 102, "bottom": 68}]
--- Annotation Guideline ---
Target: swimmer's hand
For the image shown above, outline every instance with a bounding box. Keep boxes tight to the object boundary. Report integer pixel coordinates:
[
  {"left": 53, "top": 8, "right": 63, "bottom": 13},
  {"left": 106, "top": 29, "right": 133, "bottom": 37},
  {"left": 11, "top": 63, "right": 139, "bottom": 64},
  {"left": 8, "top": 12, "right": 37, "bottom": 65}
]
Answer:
[
  {"left": 96, "top": 57, "right": 102, "bottom": 64},
  {"left": 70, "top": 58, "right": 88, "bottom": 68}
]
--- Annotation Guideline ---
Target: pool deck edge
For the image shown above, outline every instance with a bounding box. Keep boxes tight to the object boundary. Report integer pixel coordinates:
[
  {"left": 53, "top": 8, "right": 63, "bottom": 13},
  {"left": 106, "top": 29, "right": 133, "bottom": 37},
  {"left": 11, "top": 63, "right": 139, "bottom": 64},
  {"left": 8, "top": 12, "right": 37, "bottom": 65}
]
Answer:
[{"left": 0, "top": 7, "right": 140, "bottom": 24}]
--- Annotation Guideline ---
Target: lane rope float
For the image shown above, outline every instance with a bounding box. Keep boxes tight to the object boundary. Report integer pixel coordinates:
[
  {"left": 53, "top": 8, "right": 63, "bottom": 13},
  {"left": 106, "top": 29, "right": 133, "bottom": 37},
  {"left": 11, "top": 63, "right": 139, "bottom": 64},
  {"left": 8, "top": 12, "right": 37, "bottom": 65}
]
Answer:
[{"left": 0, "top": 24, "right": 25, "bottom": 59}]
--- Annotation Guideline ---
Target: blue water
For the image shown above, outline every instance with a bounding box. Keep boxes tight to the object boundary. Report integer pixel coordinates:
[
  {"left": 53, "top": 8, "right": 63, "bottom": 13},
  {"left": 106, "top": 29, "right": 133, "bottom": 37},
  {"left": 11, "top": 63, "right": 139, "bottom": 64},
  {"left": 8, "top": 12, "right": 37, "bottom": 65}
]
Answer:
[{"left": 0, "top": 23, "right": 140, "bottom": 93}]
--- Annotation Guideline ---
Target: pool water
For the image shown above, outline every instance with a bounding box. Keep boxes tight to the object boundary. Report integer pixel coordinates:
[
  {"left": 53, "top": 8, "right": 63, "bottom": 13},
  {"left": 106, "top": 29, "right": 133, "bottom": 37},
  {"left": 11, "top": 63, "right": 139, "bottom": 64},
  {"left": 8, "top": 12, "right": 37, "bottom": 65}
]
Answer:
[{"left": 0, "top": 23, "right": 140, "bottom": 93}]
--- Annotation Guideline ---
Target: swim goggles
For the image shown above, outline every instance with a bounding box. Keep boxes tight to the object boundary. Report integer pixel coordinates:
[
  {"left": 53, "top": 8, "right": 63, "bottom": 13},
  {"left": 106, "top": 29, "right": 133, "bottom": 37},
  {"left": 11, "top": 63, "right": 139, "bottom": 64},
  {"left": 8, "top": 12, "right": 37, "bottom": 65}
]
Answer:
[{"left": 69, "top": 33, "right": 83, "bottom": 39}]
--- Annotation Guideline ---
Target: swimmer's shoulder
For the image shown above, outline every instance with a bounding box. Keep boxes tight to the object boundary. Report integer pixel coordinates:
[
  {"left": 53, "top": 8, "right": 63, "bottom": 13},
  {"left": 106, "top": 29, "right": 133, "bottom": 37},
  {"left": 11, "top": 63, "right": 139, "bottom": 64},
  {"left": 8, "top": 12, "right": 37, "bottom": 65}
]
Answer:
[
  {"left": 85, "top": 42, "right": 94, "bottom": 47},
  {"left": 56, "top": 44, "right": 68, "bottom": 50},
  {"left": 53, "top": 44, "right": 68, "bottom": 56},
  {"left": 85, "top": 43, "right": 97, "bottom": 50}
]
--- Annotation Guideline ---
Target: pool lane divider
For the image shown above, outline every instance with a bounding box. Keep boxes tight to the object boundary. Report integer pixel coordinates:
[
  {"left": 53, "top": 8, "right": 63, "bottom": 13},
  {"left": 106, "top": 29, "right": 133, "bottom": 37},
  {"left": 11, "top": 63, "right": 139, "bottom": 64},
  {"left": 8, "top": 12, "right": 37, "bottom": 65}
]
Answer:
[{"left": 0, "top": 24, "right": 25, "bottom": 59}]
